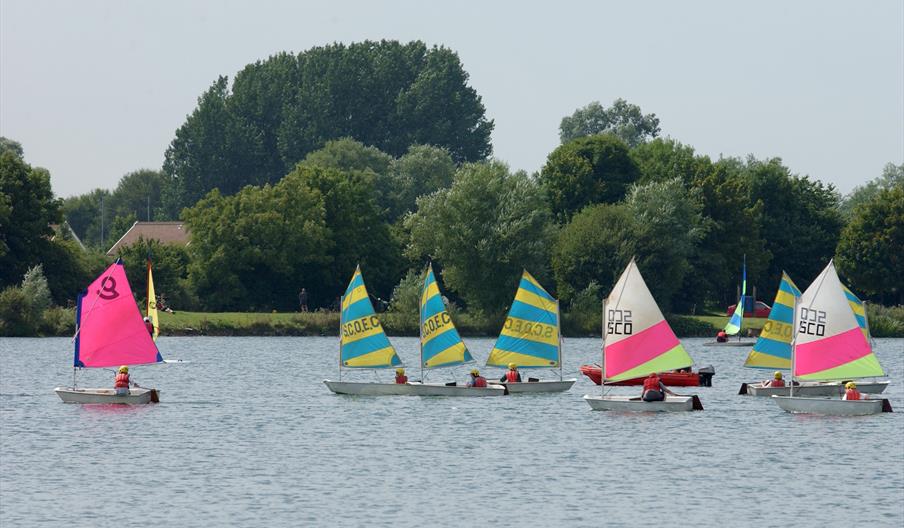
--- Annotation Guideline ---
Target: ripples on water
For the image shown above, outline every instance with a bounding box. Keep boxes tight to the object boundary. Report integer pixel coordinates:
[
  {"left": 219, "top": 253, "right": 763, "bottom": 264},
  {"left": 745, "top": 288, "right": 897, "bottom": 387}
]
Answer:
[{"left": 1, "top": 337, "right": 902, "bottom": 527}]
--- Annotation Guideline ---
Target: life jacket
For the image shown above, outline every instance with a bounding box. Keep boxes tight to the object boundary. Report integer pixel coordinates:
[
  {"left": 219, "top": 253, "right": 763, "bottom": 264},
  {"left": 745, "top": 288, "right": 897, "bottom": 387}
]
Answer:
[
  {"left": 845, "top": 388, "right": 861, "bottom": 400},
  {"left": 395, "top": 374, "right": 408, "bottom": 384},
  {"left": 506, "top": 370, "right": 520, "bottom": 383},
  {"left": 472, "top": 376, "right": 487, "bottom": 388},
  {"left": 770, "top": 379, "right": 785, "bottom": 387},
  {"left": 114, "top": 372, "right": 130, "bottom": 388},
  {"left": 643, "top": 375, "right": 661, "bottom": 392}
]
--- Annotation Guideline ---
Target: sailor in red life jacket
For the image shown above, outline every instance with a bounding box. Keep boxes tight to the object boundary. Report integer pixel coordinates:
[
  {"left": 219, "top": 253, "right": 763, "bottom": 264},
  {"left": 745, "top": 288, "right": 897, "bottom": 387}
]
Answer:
[
  {"left": 716, "top": 330, "right": 728, "bottom": 343},
  {"left": 765, "top": 371, "right": 786, "bottom": 388},
  {"left": 394, "top": 368, "right": 408, "bottom": 384},
  {"left": 467, "top": 368, "right": 487, "bottom": 388},
  {"left": 641, "top": 373, "right": 677, "bottom": 402},
  {"left": 843, "top": 381, "right": 862, "bottom": 400},
  {"left": 114, "top": 365, "right": 132, "bottom": 396},
  {"left": 143, "top": 316, "right": 154, "bottom": 337},
  {"left": 500, "top": 362, "right": 522, "bottom": 383}
]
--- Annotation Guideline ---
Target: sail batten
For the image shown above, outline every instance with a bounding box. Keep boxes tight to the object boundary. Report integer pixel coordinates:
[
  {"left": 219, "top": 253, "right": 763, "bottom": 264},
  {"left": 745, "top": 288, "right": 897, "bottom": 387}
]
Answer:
[
  {"left": 604, "top": 259, "right": 693, "bottom": 382},
  {"left": 420, "top": 264, "right": 472, "bottom": 368},
  {"left": 487, "top": 271, "right": 560, "bottom": 368},
  {"left": 74, "top": 260, "right": 163, "bottom": 368},
  {"left": 339, "top": 266, "right": 401, "bottom": 369},
  {"left": 744, "top": 272, "right": 800, "bottom": 369},
  {"left": 793, "top": 262, "right": 884, "bottom": 381}
]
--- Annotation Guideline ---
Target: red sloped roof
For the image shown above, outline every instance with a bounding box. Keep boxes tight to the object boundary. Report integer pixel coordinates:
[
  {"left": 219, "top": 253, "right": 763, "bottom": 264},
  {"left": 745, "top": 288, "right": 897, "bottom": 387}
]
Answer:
[{"left": 106, "top": 221, "right": 190, "bottom": 256}]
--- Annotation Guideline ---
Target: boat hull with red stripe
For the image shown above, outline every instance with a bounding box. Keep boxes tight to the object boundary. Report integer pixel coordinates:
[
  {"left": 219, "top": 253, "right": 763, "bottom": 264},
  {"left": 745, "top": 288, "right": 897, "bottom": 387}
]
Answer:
[{"left": 579, "top": 364, "right": 713, "bottom": 386}]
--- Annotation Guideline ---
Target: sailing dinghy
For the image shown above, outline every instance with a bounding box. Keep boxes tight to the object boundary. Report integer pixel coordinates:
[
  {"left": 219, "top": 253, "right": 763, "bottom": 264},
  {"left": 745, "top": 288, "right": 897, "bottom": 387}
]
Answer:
[
  {"left": 54, "top": 260, "right": 163, "bottom": 404},
  {"left": 740, "top": 272, "right": 889, "bottom": 396},
  {"left": 704, "top": 257, "right": 755, "bottom": 347},
  {"left": 323, "top": 266, "right": 412, "bottom": 396},
  {"left": 407, "top": 264, "right": 504, "bottom": 397},
  {"left": 584, "top": 259, "right": 703, "bottom": 412},
  {"left": 771, "top": 261, "right": 892, "bottom": 416},
  {"left": 485, "top": 271, "right": 575, "bottom": 393}
]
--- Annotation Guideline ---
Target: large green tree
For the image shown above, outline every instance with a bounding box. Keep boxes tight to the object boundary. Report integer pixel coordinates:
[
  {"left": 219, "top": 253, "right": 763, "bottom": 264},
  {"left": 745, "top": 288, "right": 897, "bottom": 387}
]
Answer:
[
  {"left": 387, "top": 144, "right": 456, "bottom": 222},
  {"left": 839, "top": 162, "right": 903, "bottom": 220},
  {"left": 539, "top": 134, "right": 639, "bottom": 222},
  {"left": 559, "top": 98, "right": 660, "bottom": 146},
  {"left": 0, "top": 151, "right": 62, "bottom": 289},
  {"left": 405, "top": 161, "right": 554, "bottom": 313},
  {"left": 836, "top": 186, "right": 904, "bottom": 304},
  {"left": 163, "top": 41, "right": 493, "bottom": 214}
]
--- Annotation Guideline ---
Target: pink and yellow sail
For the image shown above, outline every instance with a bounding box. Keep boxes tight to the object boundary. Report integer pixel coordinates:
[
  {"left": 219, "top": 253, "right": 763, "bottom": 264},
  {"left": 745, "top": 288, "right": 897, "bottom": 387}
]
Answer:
[
  {"left": 603, "top": 259, "right": 694, "bottom": 382},
  {"left": 794, "top": 261, "right": 883, "bottom": 381},
  {"left": 74, "top": 260, "right": 163, "bottom": 368}
]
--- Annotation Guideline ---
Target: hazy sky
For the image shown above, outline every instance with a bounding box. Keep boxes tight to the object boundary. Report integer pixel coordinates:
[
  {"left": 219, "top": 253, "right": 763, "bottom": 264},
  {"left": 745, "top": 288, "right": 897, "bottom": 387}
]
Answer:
[{"left": 2, "top": 0, "right": 902, "bottom": 198}]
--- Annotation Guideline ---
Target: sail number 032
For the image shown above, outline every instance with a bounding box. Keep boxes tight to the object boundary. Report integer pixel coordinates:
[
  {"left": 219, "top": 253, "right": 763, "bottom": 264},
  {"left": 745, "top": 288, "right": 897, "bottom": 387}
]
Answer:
[
  {"left": 607, "top": 309, "right": 633, "bottom": 335},
  {"left": 798, "top": 307, "right": 827, "bottom": 337}
]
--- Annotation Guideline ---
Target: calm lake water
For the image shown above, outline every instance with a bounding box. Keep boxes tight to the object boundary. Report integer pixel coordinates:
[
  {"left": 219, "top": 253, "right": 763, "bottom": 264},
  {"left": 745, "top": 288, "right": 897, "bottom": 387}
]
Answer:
[{"left": 1, "top": 337, "right": 902, "bottom": 527}]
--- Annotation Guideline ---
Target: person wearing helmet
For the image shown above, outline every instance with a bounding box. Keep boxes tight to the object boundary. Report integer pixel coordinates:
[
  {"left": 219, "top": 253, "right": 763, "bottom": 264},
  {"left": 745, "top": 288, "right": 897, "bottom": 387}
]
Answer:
[
  {"left": 500, "top": 362, "right": 522, "bottom": 383},
  {"left": 114, "top": 365, "right": 132, "bottom": 396},
  {"left": 843, "top": 381, "right": 862, "bottom": 401},
  {"left": 394, "top": 368, "right": 408, "bottom": 384},
  {"left": 143, "top": 316, "right": 154, "bottom": 337},
  {"left": 467, "top": 368, "right": 487, "bottom": 388},
  {"left": 715, "top": 330, "right": 728, "bottom": 343},
  {"left": 641, "top": 372, "right": 677, "bottom": 402},
  {"left": 765, "top": 371, "right": 786, "bottom": 388}
]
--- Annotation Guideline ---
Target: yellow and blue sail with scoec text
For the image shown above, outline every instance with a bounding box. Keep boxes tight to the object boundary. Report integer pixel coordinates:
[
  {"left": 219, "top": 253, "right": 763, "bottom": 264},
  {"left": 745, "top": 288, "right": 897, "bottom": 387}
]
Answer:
[
  {"left": 487, "top": 270, "right": 560, "bottom": 368},
  {"left": 339, "top": 265, "right": 401, "bottom": 368},
  {"left": 420, "top": 264, "right": 473, "bottom": 368}
]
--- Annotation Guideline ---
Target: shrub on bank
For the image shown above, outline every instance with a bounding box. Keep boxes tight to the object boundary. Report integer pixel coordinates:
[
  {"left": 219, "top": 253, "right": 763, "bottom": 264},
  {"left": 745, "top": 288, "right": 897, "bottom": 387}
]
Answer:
[{"left": 866, "top": 305, "right": 904, "bottom": 337}]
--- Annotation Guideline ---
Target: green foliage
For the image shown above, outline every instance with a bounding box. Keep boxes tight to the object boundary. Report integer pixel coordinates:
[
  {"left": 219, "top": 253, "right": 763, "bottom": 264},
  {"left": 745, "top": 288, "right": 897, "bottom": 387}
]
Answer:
[
  {"left": 836, "top": 186, "right": 904, "bottom": 304},
  {"left": 405, "top": 161, "right": 554, "bottom": 313},
  {"left": 742, "top": 157, "right": 843, "bottom": 291},
  {"left": 182, "top": 171, "right": 332, "bottom": 311},
  {"left": 0, "top": 151, "right": 62, "bottom": 290},
  {"left": 0, "top": 286, "right": 33, "bottom": 336},
  {"left": 540, "top": 134, "right": 639, "bottom": 222},
  {"left": 865, "top": 304, "right": 904, "bottom": 337},
  {"left": 559, "top": 98, "right": 660, "bottom": 147},
  {"left": 563, "top": 281, "right": 603, "bottom": 335},
  {"left": 840, "top": 162, "right": 903, "bottom": 219},
  {"left": 665, "top": 314, "right": 719, "bottom": 337},
  {"left": 115, "top": 237, "right": 193, "bottom": 310},
  {"left": 21, "top": 265, "right": 52, "bottom": 314},
  {"left": 387, "top": 144, "right": 456, "bottom": 222},
  {"left": 162, "top": 41, "right": 493, "bottom": 214},
  {"left": 388, "top": 269, "right": 422, "bottom": 316},
  {"left": 0, "top": 137, "right": 24, "bottom": 159},
  {"left": 631, "top": 138, "right": 711, "bottom": 185},
  {"left": 552, "top": 203, "right": 634, "bottom": 302}
]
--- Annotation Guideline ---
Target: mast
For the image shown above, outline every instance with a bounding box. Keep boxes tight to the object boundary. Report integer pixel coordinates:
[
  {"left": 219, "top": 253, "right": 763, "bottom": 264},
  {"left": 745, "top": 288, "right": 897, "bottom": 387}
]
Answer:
[
  {"left": 790, "top": 295, "right": 798, "bottom": 398},
  {"left": 601, "top": 299, "right": 607, "bottom": 397},
  {"left": 338, "top": 294, "right": 344, "bottom": 381},
  {"left": 556, "top": 299, "right": 562, "bottom": 381},
  {"left": 863, "top": 300, "right": 873, "bottom": 347},
  {"left": 419, "top": 265, "right": 426, "bottom": 382}
]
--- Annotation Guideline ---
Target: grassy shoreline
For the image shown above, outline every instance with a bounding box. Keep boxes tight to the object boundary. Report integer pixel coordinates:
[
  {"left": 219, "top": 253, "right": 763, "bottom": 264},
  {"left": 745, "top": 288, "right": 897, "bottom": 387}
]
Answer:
[{"left": 11, "top": 306, "right": 904, "bottom": 338}]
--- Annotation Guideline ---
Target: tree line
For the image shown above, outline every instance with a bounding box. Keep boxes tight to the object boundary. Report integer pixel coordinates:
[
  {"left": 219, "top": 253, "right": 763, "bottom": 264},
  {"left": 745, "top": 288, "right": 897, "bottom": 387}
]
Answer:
[{"left": 2, "top": 40, "right": 902, "bottom": 333}]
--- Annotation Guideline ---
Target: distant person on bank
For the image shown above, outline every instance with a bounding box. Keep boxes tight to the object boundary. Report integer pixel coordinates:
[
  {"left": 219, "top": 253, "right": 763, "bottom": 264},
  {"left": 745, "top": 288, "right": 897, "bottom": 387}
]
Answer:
[
  {"left": 641, "top": 373, "right": 677, "bottom": 402},
  {"left": 298, "top": 288, "right": 309, "bottom": 312}
]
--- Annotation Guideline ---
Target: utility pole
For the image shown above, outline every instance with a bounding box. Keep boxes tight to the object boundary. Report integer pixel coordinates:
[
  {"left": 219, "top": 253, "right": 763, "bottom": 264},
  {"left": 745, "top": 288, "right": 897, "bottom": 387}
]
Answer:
[{"left": 100, "top": 195, "right": 105, "bottom": 249}]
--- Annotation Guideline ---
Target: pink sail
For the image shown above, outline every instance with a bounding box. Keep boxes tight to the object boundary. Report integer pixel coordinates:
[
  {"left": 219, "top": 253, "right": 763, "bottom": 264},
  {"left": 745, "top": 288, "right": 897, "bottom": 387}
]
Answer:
[{"left": 74, "top": 261, "right": 162, "bottom": 368}]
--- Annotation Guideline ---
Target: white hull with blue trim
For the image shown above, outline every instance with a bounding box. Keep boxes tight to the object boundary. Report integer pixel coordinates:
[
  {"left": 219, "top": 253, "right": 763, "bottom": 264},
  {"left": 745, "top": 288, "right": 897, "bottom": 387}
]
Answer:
[
  {"left": 583, "top": 394, "right": 700, "bottom": 412},
  {"left": 772, "top": 395, "right": 890, "bottom": 416},
  {"left": 54, "top": 387, "right": 158, "bottom": 404},
  {"left": 323, "top": 380, "right": 417, "bottom": 396}
]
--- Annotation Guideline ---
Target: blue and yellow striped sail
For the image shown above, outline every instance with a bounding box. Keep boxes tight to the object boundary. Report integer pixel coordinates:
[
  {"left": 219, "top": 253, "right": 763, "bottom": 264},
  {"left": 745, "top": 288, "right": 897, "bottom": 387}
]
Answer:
[
  {"left": 744, "top": 272, "right": 800, "bottom": 369},
  {"left": 842, "top": 283, "right": 870, "bottom": 339},
  {"left": 487, "top": 270, "right": 560, "bottom": 368},
  {"left": 724, "top": 258, "right": 747, "bottom": 335},
  {"left": 420, "top": 264, "right": 473, "bottom": 368},
  {"left": 339, "top": 265, "right": 401, "bottom": 368}
]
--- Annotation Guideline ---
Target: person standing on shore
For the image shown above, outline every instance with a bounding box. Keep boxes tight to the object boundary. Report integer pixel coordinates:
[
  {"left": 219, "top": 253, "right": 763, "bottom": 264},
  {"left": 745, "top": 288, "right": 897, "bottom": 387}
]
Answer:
[{"left": 298, "top": 288, "right": 309, "bottom": 312}]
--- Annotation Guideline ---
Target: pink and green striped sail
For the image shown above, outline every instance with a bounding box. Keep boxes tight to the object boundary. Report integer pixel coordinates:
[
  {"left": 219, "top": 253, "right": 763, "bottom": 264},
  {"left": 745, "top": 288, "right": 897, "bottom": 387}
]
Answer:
[
  {"left": 793, "top": 261, "right": 884, "bottom": 381},
  {"left": 74, "top": 260, "right": 163, "bottom": 368},
  {"left": 603, "top": 259, "right": 694, "bottom": 382}
]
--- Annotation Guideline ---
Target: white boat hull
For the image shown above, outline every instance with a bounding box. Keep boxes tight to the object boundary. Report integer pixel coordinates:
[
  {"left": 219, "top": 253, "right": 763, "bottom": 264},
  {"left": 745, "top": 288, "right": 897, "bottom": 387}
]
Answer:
[
  {"left": 501, "top": 379, "right": 576, "bottom": 394},
  {"left": 408, "top": 382, "right": 506, "bottom": 397},
  {"left": 54, "top": 387, "right": 158, "bottom": 404},
  {"left": 583, "top": 394, "right": 701, "bottom": 412},
  {"left": 772, "top": 396, "right": 891, "bottom": 416},
  {"left": 323, "top": 380, "right": 417, "bottom": 396},
  {"left": 742, "top": 380, "right": 890, "bottom": 397},
  {"left": 702, "top": 340, "right": 756, "bottom": 347}
]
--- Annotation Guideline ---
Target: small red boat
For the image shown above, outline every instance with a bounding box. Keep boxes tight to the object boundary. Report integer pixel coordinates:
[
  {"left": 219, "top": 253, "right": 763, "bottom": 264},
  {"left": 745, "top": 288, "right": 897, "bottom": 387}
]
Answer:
[{"left": 579, "top": 364, "right": 714, "bottom": 387}]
